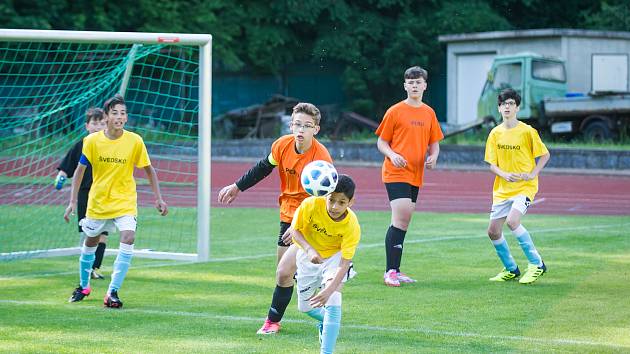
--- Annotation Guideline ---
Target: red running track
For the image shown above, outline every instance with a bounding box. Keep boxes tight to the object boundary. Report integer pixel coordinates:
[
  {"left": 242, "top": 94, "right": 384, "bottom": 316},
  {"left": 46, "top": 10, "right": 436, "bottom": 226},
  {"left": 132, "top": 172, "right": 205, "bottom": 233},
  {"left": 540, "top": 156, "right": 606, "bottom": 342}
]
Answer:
[
  {"left": 2, "top": 160, "right": 629, "bottom": 216},
  {"left": 211, "top": 161, "right": 630, "bottom": 216}
]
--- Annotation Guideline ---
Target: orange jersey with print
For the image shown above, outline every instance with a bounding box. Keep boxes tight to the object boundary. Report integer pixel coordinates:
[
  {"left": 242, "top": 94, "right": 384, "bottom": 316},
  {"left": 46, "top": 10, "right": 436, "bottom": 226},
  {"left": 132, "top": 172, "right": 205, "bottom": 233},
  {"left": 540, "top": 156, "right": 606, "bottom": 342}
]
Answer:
[
  {"left": 375, "top": 101, "right": 444, "bottom": 187},
  {"left": 270, "top": 134, "right": 332, "bottom": 223}
]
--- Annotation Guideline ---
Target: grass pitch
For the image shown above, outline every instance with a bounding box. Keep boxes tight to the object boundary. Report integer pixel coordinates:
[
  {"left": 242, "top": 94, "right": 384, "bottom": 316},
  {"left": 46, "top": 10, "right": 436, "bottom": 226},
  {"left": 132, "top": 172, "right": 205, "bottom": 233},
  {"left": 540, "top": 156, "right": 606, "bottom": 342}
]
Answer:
[{"left": 1, "top": 207, "right": 629, "bottom": 353}]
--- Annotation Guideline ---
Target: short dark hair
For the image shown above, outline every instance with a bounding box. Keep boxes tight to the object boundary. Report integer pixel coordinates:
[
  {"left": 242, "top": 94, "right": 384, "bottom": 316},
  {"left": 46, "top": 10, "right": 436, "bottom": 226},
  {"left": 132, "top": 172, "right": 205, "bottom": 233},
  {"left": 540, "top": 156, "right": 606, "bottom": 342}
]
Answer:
[
  {"left": 334, "top": 174, "right": 355, "bottom": 200},
  {"left": 103, "top": 93, "right": 126, "bottom": 114},
  {"left": 497, "top": 88, "right": 521, "bottom": 107},
  {"left": 404, "top": 66, "right": 428, "bottom": 81},
  {"left": 85, "top": 107, "right": 105, "bottom": 124}
]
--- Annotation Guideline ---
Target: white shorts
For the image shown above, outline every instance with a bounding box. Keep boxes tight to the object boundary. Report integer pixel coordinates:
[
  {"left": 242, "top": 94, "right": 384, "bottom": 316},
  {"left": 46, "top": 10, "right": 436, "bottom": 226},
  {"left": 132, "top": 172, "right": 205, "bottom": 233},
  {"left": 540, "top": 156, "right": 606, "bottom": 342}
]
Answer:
[
  {"left": 295, "top": 249, "right": 356, "bottom": 304},
  {"left": 79, "top": 216, "right": 137, "bottom": 237},
  {"left": 490, "top": 195, "right": 531, "bottom": 220}
]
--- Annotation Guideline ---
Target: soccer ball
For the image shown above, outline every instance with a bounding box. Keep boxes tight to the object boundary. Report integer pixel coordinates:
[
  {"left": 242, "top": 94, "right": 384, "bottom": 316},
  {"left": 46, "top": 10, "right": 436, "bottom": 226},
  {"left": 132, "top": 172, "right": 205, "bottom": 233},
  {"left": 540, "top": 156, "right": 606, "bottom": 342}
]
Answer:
[{"left": 301, "top": 160, "right": 338, "bottom": 197}]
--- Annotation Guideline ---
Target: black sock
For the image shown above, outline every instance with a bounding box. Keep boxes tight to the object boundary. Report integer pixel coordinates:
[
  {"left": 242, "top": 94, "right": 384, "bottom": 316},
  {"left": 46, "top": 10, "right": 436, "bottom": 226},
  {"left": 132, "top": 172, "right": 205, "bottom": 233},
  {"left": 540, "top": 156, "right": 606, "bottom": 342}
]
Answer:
[
  {"left": 385, "top": 226, "right": 407, "bottom": 272},
  {"left": 267, "top": 285, "right": 293, "bottom": 323},
  {"left": 93, "top": 242, "right": 106, "bottom": 270}
]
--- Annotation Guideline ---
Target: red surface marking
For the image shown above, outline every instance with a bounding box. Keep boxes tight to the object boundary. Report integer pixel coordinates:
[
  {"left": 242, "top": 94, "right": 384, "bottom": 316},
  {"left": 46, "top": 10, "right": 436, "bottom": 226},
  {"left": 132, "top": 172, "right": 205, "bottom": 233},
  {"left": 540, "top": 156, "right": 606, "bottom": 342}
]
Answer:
[
  {"left": 210, "top": 162, "right": 630, "bottom": 216},
  {"left": 2, "top": 159, "right": 630, "bottom": 216}
]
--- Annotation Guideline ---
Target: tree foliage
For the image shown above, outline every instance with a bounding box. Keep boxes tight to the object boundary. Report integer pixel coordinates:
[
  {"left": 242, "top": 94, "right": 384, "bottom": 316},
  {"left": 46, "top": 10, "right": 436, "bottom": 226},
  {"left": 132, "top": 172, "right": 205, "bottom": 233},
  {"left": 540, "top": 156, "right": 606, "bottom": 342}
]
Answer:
[{"left": 1, "top": 0, "right": 627, "bottom": 118}]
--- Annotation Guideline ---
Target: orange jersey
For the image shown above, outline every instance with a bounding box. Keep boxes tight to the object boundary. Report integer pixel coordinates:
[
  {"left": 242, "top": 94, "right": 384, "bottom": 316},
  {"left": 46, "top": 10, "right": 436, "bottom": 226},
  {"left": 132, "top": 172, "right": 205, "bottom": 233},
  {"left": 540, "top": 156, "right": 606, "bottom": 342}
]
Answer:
[
  {"left": 270, "top": 135, "right": 332, "bottom": 223},
  {"left": 375, "top": 101, "right": 443, "bottom": 187}
]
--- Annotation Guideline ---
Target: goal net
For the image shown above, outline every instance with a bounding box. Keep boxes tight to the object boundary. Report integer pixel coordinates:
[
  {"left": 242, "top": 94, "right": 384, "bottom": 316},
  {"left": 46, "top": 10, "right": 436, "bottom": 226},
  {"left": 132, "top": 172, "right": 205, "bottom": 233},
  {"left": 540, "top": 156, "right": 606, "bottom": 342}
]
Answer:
[{"left": 0, "top": 30, "right": 211, "bottom": 262}]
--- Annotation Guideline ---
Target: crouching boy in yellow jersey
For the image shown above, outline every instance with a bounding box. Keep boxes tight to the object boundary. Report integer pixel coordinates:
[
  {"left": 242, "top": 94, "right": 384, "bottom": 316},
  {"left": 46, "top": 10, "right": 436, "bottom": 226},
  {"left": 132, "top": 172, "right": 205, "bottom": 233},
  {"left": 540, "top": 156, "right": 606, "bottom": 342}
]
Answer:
[
  {"left": 290, "top": 174, "right": 360, "bottom": 354},
  {"left": 485, "top": 88, "right": 550, "bottom": 284}
]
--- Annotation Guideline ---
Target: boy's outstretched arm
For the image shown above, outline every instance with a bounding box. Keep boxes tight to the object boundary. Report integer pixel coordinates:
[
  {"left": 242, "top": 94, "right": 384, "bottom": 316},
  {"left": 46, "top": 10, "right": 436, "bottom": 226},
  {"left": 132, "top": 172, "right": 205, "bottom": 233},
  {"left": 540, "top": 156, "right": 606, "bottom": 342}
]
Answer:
[
  {"left": 377, "top": 137, "right": 407, "bottom": 168},
  {"left": 425, "top": 141, "right": 440, "bottom": 169},
  {"left": 218, "top": 157, "right": 275, "bottom": 204},
  {"left": 143, "top": 165, "right": 168, "bottom": 216},
  {"left": 309, "top": 258, "right": 351, "bottom": 308},
  {"left": 522, "top": 152, "right": 551, "bottom": 181},
  {"left": 64, "top": 164, "right": 86, "bottom": 222}
]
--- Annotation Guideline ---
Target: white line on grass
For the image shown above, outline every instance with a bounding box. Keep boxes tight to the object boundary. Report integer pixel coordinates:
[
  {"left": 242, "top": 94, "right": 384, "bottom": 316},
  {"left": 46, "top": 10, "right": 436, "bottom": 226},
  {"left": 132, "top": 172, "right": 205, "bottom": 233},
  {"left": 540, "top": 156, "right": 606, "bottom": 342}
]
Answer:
[
  {"left": 0, "top": 299, "right": 627, "bottom": 350},
  {"left": 2, "top": 222, "right": 629, "bottom": 280}
]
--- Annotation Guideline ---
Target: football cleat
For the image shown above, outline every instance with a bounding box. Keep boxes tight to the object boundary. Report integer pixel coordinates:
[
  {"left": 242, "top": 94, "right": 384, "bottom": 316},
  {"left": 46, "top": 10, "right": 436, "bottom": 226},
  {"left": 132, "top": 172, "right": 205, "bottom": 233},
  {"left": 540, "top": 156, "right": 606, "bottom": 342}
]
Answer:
[
  {"left": 397, "top": 272, "right": 417, "bottom": 283},
  {"left": 69, "top": 286, "right": 91, "bottom": 302},
  {"left": 91, "top": 269, "right": 105, "bottom": 280},
  {"left": 489, "top": 267, "right": 521, "bottom": 281},
  {"left": 256, "top": 318, "right": 281, "bottom": 335},
  {"left": 104, "top": 290, "right": 123, "bottom": 308},
  {"left": 519, "top": 262, "right": 547, "bottom": 284},
  {"left": 383, "top": 269, "right": 400, "bottom": 287}
]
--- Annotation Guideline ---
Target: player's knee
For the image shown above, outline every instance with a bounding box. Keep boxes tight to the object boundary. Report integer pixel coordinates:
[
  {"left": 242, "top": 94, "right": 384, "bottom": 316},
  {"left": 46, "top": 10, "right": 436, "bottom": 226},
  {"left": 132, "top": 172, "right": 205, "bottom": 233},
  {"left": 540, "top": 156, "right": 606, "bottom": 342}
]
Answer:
[
  {"left": 84, "top": 236, "right": 100, "bottom": 247},
  {"left": 487, "top": 227, "right": 501, "bottom": 240},
  {"left": 505, "top": 218, "right": 520, "bottom": 231},
  {"left": 276, "top": 267, "right": 294, "bottom": 286}
]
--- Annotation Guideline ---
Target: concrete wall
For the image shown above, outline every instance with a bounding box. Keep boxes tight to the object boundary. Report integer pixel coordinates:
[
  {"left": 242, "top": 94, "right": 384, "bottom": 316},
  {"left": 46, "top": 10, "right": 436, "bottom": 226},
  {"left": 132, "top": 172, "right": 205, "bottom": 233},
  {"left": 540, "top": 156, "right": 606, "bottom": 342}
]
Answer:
[
  {"left": 565, "top": 37, "right": 630, "bottom": 93},
  {"left": 210, "top": 140, "right": 630, "bottom": 170}
]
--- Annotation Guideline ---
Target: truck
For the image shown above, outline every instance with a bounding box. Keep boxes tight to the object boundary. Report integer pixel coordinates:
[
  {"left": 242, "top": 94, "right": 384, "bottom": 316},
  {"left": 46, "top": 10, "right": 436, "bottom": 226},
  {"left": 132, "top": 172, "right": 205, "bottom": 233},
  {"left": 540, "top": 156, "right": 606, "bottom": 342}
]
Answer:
[{"left": 477, "top": 53, "right": 630, "bottom": 141}]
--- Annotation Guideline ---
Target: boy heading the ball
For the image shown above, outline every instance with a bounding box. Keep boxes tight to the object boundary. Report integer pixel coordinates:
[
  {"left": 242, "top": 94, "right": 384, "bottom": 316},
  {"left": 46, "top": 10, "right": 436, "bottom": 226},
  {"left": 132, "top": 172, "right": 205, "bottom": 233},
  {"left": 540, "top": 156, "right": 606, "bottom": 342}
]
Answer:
[
  {"left": 485, "top": 88, "right": 550, "bottom": 284},
  {"left": 217, "top": 102, "right": 332, "bottom": 334},
  {"left": 375, "top": 66, "right": 443, "bottom": 287},
  {"left": 291, "top": 174, "right": 360, "bottom": 354}
]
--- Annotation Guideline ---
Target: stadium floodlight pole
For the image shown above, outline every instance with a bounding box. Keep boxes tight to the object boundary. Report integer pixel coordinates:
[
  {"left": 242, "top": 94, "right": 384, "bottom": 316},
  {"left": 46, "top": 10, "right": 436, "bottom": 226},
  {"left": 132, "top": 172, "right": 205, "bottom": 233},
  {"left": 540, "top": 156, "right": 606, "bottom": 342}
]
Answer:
[{"left": 197, "top": 40, "right": 212, "bottom": 262}]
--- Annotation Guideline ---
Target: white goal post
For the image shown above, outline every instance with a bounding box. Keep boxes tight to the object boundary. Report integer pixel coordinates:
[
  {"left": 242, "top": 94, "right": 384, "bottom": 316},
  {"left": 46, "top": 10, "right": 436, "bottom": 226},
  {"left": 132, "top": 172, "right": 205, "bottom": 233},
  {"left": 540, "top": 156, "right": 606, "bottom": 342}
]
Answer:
[{"left": 0, "top": 29, "right": 212, "bottom": 262}]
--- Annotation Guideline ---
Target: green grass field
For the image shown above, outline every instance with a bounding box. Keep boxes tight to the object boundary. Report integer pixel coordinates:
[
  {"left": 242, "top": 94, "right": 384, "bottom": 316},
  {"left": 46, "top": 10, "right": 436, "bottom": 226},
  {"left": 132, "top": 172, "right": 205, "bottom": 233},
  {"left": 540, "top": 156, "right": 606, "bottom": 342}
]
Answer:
[{"left": 1, "top": 207, "right": 629, "bottom": 353}]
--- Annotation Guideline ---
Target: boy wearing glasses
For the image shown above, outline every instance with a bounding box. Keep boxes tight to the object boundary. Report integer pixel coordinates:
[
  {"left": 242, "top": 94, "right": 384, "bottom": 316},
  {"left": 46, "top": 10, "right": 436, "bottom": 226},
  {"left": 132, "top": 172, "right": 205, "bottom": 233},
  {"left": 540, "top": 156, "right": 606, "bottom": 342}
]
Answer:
[
  {"left": 218, "top": 102, "right": 332, "bottom": 334},
  {"left": 484, "top": 88, "right": 550, "bottom": 284}
]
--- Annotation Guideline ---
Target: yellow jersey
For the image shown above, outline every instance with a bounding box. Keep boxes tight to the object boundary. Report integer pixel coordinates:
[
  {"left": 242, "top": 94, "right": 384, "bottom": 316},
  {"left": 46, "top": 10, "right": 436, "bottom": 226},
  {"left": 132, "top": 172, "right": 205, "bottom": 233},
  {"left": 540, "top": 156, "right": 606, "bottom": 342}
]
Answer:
[
  {"left": 291, "top": 196, "right": 361, "bottom": 260},
  {"left": 484, "top": 121, "right": 549, "bottom": 203},
  {"left": 82, "top": 130, "right": 151, "bottom": 218}
]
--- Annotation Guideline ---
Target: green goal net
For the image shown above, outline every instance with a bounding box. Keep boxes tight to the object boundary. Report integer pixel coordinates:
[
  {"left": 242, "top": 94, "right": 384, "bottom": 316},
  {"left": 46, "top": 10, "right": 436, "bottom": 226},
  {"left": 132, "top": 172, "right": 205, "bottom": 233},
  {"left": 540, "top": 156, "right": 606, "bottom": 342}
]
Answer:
[{"left": 0, "top": 30, "right": 211, "bottom": 262}]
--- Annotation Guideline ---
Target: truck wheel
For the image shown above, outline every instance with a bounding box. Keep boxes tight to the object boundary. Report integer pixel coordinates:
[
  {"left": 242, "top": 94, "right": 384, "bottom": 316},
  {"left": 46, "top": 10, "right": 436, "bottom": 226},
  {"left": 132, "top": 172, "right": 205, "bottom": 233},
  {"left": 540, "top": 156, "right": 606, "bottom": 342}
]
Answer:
[{"left": 582, "top": 120, "right": 612, "bottom": 142}]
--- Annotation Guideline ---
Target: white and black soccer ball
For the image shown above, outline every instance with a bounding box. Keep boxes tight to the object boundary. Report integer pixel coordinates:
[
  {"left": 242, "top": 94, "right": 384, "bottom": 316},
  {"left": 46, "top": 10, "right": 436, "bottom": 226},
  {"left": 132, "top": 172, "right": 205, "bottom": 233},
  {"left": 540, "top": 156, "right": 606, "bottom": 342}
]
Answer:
[{"left": 301, "top": 160, "right": 338, "bottom": 197}]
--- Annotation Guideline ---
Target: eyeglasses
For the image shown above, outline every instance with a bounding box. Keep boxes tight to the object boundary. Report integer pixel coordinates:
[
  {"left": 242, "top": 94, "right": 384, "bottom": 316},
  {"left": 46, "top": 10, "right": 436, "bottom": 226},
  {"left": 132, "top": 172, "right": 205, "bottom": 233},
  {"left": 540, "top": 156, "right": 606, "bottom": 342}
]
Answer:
[
  {"left": 292, "top": 122, "right": 316, "bottom": 130},
  {"left": 500, "top": 101, "right": 517, "bottom": 107}
]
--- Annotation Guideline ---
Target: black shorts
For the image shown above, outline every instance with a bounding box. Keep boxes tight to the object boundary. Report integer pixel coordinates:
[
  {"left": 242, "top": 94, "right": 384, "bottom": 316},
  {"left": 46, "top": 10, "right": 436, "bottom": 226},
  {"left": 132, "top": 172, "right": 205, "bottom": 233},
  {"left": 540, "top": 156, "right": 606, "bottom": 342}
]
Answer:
[
  {"left": 77, "top": 190, "right": 108, "bottom": 236},
  {"left": 277, "top": 221, "right": 291, "bottom": 247},
  {"left": 385, "top": 182, "right": 419, "bottom": 203}
]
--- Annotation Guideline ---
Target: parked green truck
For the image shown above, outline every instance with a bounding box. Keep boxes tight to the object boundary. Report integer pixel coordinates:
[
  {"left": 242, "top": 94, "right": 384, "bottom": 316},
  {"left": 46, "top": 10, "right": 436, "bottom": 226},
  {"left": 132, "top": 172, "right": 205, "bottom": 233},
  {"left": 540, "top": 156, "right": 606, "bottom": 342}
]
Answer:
[{"left": 477, "top": 53, "right": 630, "bottom": 141}]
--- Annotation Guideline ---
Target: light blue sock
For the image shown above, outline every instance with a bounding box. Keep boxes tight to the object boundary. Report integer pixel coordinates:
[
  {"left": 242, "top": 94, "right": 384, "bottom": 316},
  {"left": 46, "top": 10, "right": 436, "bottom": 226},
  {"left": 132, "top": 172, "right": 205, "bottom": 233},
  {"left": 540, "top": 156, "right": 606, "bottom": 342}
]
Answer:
[
  {"left": 306, "top": 308, "right": 324, "bottom": 322},
  {"left": 491, "top": 235, "right": 518, "bottom": 272},
  {"left": 79, "top": 246, "right": 97, "bottom": 288},
  {"left": 512, "top": 225, "right": 543, "bottom": 266},
  {"left": 321, "top": 305, "right": 341, "bottom": 354},
  {"left": 108, "top": 243, "right": 134, "bottom": 293}
]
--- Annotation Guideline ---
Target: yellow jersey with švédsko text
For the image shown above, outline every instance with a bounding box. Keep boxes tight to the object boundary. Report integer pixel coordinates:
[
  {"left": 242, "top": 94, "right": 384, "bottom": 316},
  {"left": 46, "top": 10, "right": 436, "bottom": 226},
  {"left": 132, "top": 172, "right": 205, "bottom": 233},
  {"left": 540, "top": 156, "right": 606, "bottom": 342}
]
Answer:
[
  {"left": 291, "top": 196, "right": 361, "bottom": 260},
  {"left": 82, "top": 130, "right": 151, "bottom": 219},
  {"left": 484, "top": 121, "right": 548, "bottom": 204}
]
